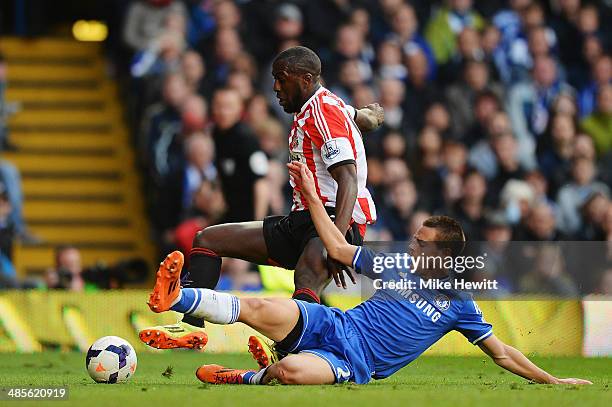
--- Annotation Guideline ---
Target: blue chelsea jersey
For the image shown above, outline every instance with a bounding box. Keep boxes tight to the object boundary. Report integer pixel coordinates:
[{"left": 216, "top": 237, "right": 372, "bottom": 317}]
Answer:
[{"left": 345, "top": 246, "right": 493, "bottom": 379}]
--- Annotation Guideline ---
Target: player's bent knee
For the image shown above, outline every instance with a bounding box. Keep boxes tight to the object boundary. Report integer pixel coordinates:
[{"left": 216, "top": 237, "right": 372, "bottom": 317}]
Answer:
[
  {"left": 193, "top": 228, "right": 212, "bottom": 249},
  {"left": 271, "top": 359, "right": 302, "bottom": 385}
]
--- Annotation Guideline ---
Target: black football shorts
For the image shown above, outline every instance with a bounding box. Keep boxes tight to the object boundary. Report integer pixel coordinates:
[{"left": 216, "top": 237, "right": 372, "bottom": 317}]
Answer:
[{"left": 263, "top": 208, "right": 364, "bottom": 270}]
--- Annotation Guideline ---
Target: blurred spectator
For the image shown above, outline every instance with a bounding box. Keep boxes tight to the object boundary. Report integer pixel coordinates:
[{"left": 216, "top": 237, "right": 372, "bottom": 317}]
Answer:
[
  {"left": 45, "top": 246, "right": 85, "bottom": 291},
  {"left": 330, "top": 59, "right": 365, "bottom": 104},
  {"left": 388, "top": 3, "right": 436, "bottom": 79},
  {"left": 469, "top": 110, "right": 510, "bottom": 178},
  {"left": 425, "top": 0, "right": 485, "bottom": 65},
  {"left": 507, "top": 55, "right": 573, "bottom": 169},
  {"left": 446, "top": 60, "right": 503, "bottom": 139},
  {"left": 181, "top": 50, "right": 206, "bottom": 96},
  {"left": 488, "top": 132, "right": 527, "bottom": 206},
  {"left": 377, "top": 78, "right": 407, "bottom": 132},
  {"left": 448, "top": 170, "right": 487, "bottom": 240},
  {"left": 577, "top": 192, "right": 609, "bottom": 241},
  {"left": 514, "top": 202, "right": 565, "bottom": 241},
  {"left": 329, "top": 24, "right": 374, "bottom": 85},
  {"left": 0, "top": 184, "right": 16, "bottom": 288},
  {"left": 385, "top": 178, "right": 418, "bottom": 240},
  {"left": 537, "top": 113, "right": 576, "bottom": 196},
  {"left": 211, "top": 88, "right": 269, "bottom": 222},
  {"left": 123, "top": 0, "right": 188, "bottom": 52},
  {"left": 557, "top": 157, "right": 610, "bottom": 235},
  {"left": 0, "top": 52, "right": 16, "bottom": 151},
  {"left": 182, "top": 133, "right": 216, "bottom": 211},
  {"left": 376, "top": 40, "right": 406, "bottom": 82},
  {"left": 208, "top": 28, "right": 243, "bottom": 87},
  {"left": 477, "top": 210, "right": 514, "bottom": 293},
  {"left": 578, "top": 55, "right": 611, "bottom": 118},
  {"left": 0, "top": 161, "right": 27, "bottom": 239},
  {"left": 581, "top": 84, "right": 612, "bottom": 157},
  {"left": 0, "top": 183, "right": 14, "bottom": 258},
  {"left": 423, "top": 102, "right": 451, "bottom": 138},
  {"left": 413, "top": 127, "right": 443, "bottom": 211},
  {"left": 519, "top": 244, "right": 578, "bottom": 296},
  {"left": 254, "top": 118, "right": 286, "bottom": 162},
  {"left": 174, "top": 180, "right": 226, "bottom": 254},
  {"left": 139, "top": 73, "right": 189, "bottom": 167},
  {"left": 130, "top": 12, "right": 186, "bottom": 78},
  {"left": 439, "top": 27, "right": 487, "bottom": 83},
  {"left": 227, "top": 70, "right": 255, "bottom": 102},
  {"left": 402, "top": 48, "right": 440, "bottom": 136},
  {"left": 500, "top": 179, "right": 535, "bottom": 225}
]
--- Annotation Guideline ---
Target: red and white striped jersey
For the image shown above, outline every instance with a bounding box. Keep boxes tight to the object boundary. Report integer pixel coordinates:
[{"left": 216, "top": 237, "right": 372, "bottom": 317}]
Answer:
[{"left": 288, "top": 86, "right": 376, "bottom": 225}]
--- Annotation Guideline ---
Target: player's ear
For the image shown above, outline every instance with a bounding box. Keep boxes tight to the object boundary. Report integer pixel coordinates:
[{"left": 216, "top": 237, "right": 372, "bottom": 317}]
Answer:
[{"left": 302, "top": 72, "right": 313, "bottom": 85}]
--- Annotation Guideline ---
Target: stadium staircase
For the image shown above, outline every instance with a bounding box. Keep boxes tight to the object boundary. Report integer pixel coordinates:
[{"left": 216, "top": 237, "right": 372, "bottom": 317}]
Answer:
[{"left": 0, "top": 37, "right": 155, "bottom": 281}]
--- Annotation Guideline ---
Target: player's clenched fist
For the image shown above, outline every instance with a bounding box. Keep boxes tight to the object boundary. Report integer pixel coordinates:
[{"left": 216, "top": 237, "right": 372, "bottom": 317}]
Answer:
[{"left": 365, "top": 103, "right": 384, "bottom": 126}]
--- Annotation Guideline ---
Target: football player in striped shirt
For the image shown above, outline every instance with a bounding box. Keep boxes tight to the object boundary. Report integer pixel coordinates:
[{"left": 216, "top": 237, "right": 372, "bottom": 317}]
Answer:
[{"left": 140, "top": 46, "right": 384, "bottom": 350}]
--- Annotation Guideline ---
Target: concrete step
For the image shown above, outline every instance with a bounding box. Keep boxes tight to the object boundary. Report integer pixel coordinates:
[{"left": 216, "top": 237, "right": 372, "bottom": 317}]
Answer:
[
  {"left": 6, "top": 84, "right": 115, "bottom": 100},
  {"left": 24, "top": 200, "right": 130, "bottom": 219},
  {"left": 0, "top": 37, "right": 100, "bottom": 56},
  {"left": 6, "top": 63, "right": 104, "bottom": 81},
  {"left": 2, "top": 153, "right": 131, "bottom": 172},
  {"left": 17, "top": 99, "right": 107, "bottom": 112},
  {"left": 9, "top": 110, "right": 120, "bottom": 125},
  {"left": 30, "top": 225, "right": 144, "bottom": 243},
  {"left": 11, "top": 134, "right": 121, "bottom": 149},
  {"left": 22, "top": 178, "right": 137, "bottom": 195}
]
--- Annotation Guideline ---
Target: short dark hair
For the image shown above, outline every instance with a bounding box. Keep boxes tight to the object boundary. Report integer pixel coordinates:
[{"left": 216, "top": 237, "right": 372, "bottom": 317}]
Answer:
[
  {"left": 273, "top": 46, "right": 321, "bottom": 77},
  {"left": 422, "top": 215, "right": 466, "bottom": 256}
]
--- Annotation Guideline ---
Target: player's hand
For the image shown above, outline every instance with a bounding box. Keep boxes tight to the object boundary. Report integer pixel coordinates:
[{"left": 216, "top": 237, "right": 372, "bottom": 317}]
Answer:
[
  {"left": 326, "top": 256, "right": 356, "bottom": 289},
  {"left": 287, "top": 162, "right": 317, "bottom": 200},
  {"left": 364, "top": 103, "right": 384, "bottom": 126},
  {"left": 554, "top": 377, "right": 593, "bottom": 385}
]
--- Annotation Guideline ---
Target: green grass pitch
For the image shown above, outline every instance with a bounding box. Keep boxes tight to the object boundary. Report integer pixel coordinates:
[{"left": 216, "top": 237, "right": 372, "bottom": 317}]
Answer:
[{"left": 0, "top": 352, "right": 609, "bottom": 407}]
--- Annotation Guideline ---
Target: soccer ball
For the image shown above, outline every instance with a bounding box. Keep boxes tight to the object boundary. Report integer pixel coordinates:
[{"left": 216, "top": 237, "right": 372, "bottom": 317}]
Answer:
[{"left": 86, "top": 336, "right": 137, "bottom": 383}]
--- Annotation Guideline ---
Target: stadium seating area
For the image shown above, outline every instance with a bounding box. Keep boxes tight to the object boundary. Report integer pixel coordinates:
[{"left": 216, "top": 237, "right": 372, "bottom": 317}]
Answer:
[
  {"left": 0, "top": 0, "right": 611, "bottom": 295},
  {"left": 0, "top": 38, "right": 154, "bottom": 288}
]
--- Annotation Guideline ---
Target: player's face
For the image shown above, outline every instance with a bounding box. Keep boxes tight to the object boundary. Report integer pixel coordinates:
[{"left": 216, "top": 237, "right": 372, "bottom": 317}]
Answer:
[{"left": 272, "top": 62, "right": 303, "bottom": 113}]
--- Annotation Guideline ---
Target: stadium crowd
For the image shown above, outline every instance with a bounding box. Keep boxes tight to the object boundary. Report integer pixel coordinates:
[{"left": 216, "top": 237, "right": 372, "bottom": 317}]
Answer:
[
  {"left": 1, "top": 0, "right": 611, "bottom": 295},
  {"left": 119, "top": 0, "right": 612, "bottom": 295}
]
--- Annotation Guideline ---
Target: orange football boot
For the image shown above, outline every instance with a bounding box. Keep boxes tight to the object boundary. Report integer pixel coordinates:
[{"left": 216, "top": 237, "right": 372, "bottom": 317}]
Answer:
[
  {"left": 147, "top": 251, "right": 184, "bottom": 313},
  {"left": 196, "top": 364, "right": 253, "bottom": 384},
  {"left": 248, "top": 336, "right": 278, "bottom": 369},
  {"left": 139, "top": 251, "right": 208, "bottom": 349}
]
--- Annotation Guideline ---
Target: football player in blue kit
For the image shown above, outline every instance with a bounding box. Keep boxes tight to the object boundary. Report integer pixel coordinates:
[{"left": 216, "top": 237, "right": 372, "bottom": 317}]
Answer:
[{"left": 146, "top": 161, "right": 591, "bottom": 386}]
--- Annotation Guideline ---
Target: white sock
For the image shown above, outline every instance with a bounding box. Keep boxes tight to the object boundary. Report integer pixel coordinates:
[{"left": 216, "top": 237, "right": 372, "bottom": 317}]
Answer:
[
  {"left": 189, "top": 289, "right": 240, "bottom": 324},
  {"left": 248, "top": 367, "right": 268, "bottom": 384}
]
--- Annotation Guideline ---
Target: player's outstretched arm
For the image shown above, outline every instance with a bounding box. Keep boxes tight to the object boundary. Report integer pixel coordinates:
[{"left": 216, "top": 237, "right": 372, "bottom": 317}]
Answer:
[
  {"left": 355, "top": 103, "right": 384, "bottom": 133},
  {"left": 287, "top": 161, "right": 358, "bottom": 267},
  {"left": 478, "top": 334, "right": 592, "bottom": 385}
]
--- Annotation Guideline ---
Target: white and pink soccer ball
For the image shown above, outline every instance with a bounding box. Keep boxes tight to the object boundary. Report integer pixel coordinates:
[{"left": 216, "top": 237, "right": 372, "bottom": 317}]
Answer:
[{"left": 86, "top": 336, "right": 137, "bottom": 383}]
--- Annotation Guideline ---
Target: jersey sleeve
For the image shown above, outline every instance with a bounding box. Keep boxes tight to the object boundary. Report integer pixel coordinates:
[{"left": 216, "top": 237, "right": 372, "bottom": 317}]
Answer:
[
  {"left": 454, "top": 299, "right": 493, "bottom": 345},
  {"left": 352, "top": 246, "right": 399, "bottom": 281},
  {"left": 308, "top": 98, "right": 356, "bottom": 171},
  {"left": 345, "top": 104, "right": 357, "bottom": 121}
]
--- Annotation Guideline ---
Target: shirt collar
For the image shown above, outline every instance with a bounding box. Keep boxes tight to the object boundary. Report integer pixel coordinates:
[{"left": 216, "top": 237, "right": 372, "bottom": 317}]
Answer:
[{"left": 298, "top": 85, "right": 326, "bottom": 115}]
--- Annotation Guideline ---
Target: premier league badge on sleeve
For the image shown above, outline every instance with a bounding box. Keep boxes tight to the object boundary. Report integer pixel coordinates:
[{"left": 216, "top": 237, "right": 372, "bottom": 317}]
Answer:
[{"left": 323, "top": 140, "right": 340, "bottom": 160}]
